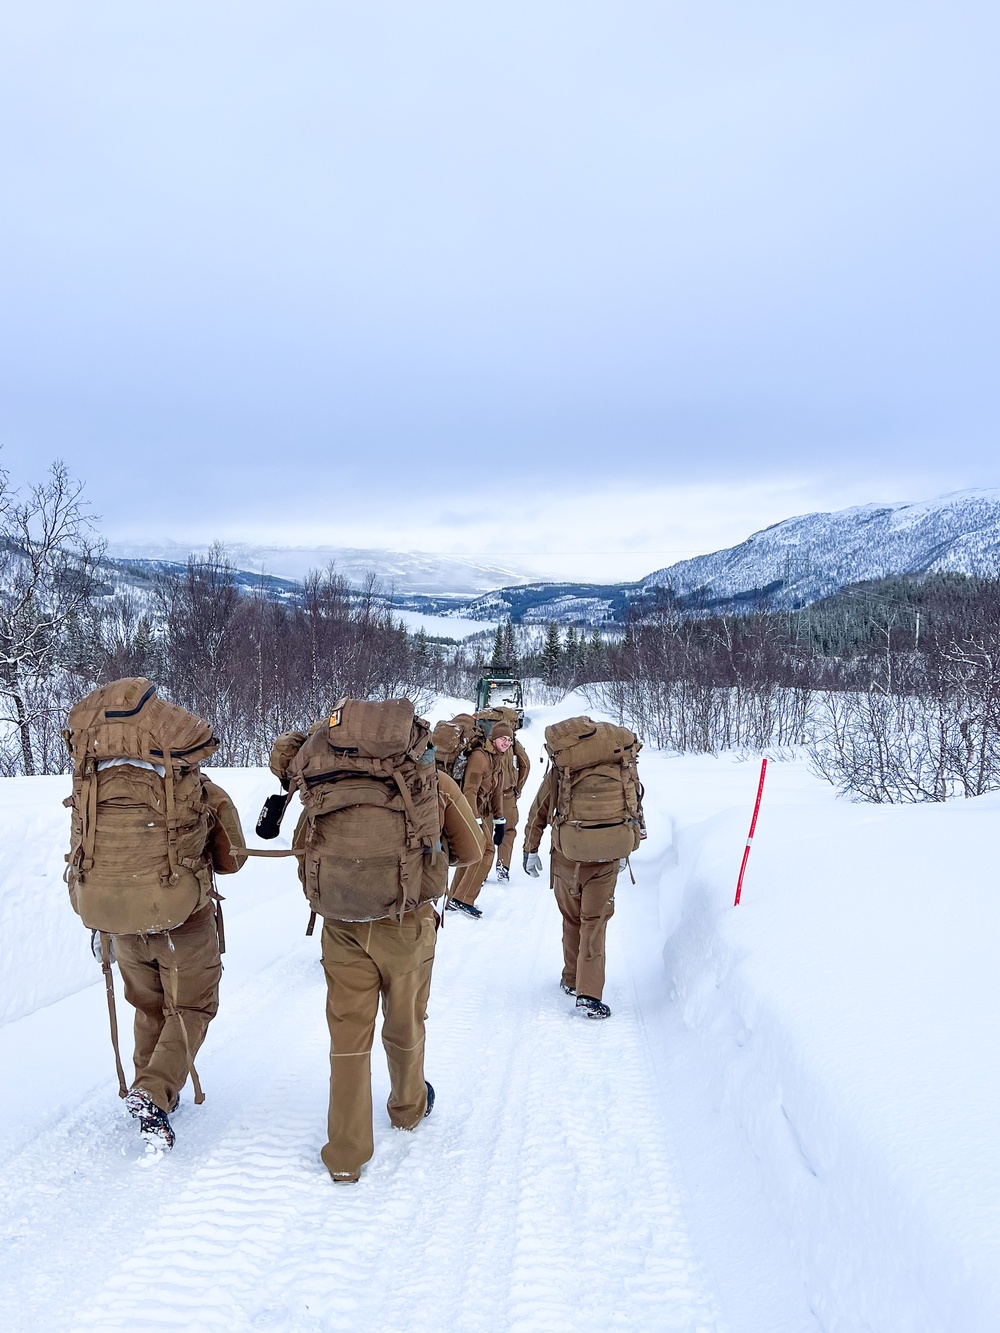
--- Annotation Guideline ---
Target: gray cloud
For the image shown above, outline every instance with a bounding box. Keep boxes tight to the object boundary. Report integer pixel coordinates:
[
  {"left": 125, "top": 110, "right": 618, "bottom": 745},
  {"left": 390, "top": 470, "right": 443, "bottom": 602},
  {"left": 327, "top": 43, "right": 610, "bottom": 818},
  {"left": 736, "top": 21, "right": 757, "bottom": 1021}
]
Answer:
[{"left": 1, "top": 0, "right": 998, "bottom": 554}]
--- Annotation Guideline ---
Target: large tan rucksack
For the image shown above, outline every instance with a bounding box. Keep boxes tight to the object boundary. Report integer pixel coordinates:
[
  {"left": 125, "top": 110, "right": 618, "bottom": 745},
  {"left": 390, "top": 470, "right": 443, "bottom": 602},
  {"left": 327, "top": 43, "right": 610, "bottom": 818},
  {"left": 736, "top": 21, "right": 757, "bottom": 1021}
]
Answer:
[
  {"left": 429, "top": 712, "right": 483, "bottom": 783},
  {"left": 64, "top": 678, "right": 220, "bottom": 935},
  {"left": 544, "top": 716, "right": 642, "bottom": 863},
  {"left": 475, "top": 705, "right": 520, "bottom": 731},
  {"left": 284, "top": 697, "right": 443, "bottom": 922}
]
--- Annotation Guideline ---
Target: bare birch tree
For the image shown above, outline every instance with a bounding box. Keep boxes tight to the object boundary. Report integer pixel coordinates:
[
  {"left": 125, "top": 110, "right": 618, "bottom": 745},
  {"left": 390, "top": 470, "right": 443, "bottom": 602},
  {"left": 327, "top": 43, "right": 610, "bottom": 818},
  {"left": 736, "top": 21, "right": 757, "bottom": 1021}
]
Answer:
[{"left": 0, "top": 461, "right": 103, "bottom": 774}]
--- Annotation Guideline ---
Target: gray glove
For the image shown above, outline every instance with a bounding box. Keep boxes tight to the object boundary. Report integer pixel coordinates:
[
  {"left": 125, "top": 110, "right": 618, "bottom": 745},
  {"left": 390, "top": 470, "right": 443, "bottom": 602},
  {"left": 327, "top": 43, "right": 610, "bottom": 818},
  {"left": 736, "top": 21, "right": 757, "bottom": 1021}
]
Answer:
[{"left": 523, "top": 851, "right": 542, "bottom": 878}]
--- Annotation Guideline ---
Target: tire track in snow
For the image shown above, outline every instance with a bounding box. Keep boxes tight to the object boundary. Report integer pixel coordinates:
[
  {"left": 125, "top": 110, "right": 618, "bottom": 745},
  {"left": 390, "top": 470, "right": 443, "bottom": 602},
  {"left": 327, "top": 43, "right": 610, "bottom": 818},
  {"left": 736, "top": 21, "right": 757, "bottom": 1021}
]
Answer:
[
  {"left": 74, "top": 969, "right": 330, "bottom": 1332},
  {"left": 74, "top": 890, "right": 549, "bottom": 1332},
  {"left": 73, "top": 876, "right": 723, "bottom": 1332},
  {"left": 0, "top": 923, "right": 323, "bottom": 1333},
  {"left": 508, "top": 999, "right": 721, "bottom": 1332}
]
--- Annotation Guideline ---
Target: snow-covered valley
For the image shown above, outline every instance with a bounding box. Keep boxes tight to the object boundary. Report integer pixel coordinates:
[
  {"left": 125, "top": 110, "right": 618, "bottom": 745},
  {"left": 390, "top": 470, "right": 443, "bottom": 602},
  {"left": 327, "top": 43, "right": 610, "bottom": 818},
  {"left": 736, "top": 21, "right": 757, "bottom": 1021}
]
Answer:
[{"left": 1, "top": 697, "right": 998, "bottom": 1331}]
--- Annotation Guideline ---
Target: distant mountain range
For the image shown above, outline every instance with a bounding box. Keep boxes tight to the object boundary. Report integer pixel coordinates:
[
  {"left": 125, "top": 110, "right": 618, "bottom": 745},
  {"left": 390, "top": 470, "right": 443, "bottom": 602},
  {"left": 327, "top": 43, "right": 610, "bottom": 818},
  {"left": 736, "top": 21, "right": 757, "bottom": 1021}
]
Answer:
[
  {"left": 97, "top": 556, "right": 302, "bottom": 603},
  {"left": 104, "top": 542, "right": 537, "bottom": 595},
  {"left": 104, "top": 489, "right": 1000, "bottom": 631},
  {"left": 640, "top": 488, "right": 1000, "bottom": 611},
  {"left": 394, "top": 488, "right": 1000, "bottom": 626}
]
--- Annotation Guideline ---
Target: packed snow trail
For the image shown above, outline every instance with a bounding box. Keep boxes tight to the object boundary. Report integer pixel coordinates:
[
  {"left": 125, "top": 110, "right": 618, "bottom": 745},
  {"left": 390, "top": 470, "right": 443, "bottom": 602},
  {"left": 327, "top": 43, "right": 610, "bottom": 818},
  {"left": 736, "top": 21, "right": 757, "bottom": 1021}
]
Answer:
[
  {"left": 2, "top": 867, "right": 722, "bottom": 1333},
  {"left": 0, "top": 731, "right": 756, "bottom": 1333},
  {"left": 76, "top": 883, "right": 721, "bottom": 1333},
  {"left": 7, "top": 712, "right": 1000, "bottom": 1329}
]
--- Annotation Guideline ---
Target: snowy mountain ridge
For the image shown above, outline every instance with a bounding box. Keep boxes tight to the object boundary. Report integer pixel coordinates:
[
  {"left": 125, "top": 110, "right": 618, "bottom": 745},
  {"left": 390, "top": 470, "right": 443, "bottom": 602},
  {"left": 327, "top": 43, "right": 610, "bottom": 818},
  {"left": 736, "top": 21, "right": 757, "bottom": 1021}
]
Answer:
[
  {"left": 105, "top": 488, "right": 1000, "bottom": 627},
  {"left": 395, "top": 488, "right": 1000, "bottom": 626},
  {"left": 643, "top": 487, "right": 1000, "bottom": 609},
  {"left": 105, "top": 541, "right": 539, "bottom": 595}
]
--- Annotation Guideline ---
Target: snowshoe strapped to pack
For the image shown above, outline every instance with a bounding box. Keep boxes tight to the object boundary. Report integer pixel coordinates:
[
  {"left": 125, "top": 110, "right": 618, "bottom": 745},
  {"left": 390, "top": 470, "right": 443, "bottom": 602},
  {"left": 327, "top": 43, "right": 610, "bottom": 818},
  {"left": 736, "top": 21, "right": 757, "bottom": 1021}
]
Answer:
[
  {"left": 544, "top": 716, "right": 643, "bottom": 863},
  {"left": 286, "top": 698, "right": 443, "bottom": 922},
  {"left": 64, "top": 678, "right": 220, "bottom": 935}
]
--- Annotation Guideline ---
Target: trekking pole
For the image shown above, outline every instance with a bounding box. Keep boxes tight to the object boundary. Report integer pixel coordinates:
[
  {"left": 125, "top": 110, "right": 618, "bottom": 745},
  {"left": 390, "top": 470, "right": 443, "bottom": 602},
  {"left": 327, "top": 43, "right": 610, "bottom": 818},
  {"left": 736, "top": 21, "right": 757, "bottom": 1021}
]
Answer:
[{"left": 734, "top": 757, "right": 767, "bottom": 907}]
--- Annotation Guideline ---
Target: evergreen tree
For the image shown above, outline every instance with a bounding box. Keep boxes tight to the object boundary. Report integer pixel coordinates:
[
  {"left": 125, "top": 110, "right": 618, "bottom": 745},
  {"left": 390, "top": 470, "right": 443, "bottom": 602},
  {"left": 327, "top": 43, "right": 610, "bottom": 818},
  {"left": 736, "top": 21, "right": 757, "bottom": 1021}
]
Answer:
[
  {"left": 542, "top": 622, "right": 561, "bottom": 684},
  {"left": 502, "top": 618, "right": 517, "bottom": 668},
  {"left": 589, "top": 628, "right": 606, "bottom": 674},
  {"left": 490, "top": 623, "right": 505, "bottom": 670}
]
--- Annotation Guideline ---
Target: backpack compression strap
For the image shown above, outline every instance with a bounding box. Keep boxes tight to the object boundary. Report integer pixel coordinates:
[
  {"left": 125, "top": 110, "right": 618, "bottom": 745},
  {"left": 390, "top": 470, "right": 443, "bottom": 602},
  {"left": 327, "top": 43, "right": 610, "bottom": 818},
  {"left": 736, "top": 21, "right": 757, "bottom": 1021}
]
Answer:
[
  {"left": 160, "top": 749, "right": 182, "bottom": 885},
  {"left": 73, "top": 741, "right": 100, "bottom": 877}
]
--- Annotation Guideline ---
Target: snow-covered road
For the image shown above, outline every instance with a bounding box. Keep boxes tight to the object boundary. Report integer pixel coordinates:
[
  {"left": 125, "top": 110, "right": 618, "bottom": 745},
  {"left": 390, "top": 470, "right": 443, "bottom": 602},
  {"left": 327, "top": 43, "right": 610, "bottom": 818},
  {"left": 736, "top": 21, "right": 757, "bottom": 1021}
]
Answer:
[
  {"left": 2, "top": 853, "right": 733, "bottom": 1332},
  {"left": 11, "top": 697, "right": 997, "bottom": 1330}
]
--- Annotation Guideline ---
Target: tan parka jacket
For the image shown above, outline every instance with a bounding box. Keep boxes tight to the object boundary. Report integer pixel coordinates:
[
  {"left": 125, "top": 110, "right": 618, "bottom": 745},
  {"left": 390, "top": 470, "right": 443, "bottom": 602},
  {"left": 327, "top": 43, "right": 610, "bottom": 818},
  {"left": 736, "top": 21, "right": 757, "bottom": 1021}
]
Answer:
[
  {"left": 203, "top": 779, "right": 248, "bottom": 875},
  {"left": 461, "top": 744, "right": 505, "bottom": 820}
]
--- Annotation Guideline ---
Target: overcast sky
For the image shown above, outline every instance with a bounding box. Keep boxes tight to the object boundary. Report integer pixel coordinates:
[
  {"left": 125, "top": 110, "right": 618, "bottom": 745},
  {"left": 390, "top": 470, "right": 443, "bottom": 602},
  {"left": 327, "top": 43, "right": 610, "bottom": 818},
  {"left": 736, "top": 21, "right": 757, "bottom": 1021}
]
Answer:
[{"left": 2, "top": 1, "right": 999, "bottom": 581}]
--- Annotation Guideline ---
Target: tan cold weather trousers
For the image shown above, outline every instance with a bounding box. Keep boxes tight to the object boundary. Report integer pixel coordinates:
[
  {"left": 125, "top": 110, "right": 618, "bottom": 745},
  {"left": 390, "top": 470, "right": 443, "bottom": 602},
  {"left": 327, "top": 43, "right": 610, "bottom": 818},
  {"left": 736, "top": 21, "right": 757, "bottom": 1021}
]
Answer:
[
  {"left": 320, "top": 903, "right": 437, "bottom": 1177},
  {"left": 113, "top": 904, "right": 221, "bottom": 1113},
  {"left": 450, "top": 815, "right": 494, "bottom": 905},
  {"left": 551, "top": 851, "right": 619, "bottom": 1001},
  {"left": 495, "top": 794, "right": 519, "bottom": 872}
]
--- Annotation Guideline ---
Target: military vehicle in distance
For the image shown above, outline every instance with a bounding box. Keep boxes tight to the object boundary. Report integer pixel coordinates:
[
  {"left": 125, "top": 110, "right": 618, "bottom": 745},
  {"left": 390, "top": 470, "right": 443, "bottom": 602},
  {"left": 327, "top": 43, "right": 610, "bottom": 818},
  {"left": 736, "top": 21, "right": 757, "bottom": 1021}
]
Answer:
[{"left": 475, "top": 670, "right": 525, "bottom": 726}]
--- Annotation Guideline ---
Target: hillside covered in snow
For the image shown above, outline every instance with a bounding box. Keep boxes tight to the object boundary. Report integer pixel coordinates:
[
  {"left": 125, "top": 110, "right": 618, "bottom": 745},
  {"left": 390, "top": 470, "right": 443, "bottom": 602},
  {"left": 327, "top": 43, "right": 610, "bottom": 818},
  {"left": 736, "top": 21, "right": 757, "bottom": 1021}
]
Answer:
[
  {"left": 97, "top": 490, "right": 1000, "bottom": 632},
  {"left": 643, "top": 487, "right": 1000, "bottom": 610},
  {"left": 393, "top": 489, "right": 1000, "bottom": 626},
  {"left": 106, "top": 542, "right": 538, "bottom": 596}
]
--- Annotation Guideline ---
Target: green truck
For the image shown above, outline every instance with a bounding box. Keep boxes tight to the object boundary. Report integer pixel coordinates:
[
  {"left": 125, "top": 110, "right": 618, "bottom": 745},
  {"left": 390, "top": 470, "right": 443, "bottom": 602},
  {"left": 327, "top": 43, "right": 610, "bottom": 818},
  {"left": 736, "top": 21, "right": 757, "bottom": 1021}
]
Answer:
[{"left": 475, "top": 671, "right": 525, "bottom": 725}]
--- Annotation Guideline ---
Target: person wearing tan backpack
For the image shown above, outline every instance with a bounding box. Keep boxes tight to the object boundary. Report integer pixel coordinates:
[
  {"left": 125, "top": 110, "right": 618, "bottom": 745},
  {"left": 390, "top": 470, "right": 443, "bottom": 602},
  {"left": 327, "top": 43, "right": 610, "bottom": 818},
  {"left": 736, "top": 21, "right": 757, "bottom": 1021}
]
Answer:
[
  {"left": 494, "top": 730, "right": 530, "bottom": 884},
  {"left": 64, "top": 678, "right": 246, "bottom": 1151},
  {"left": 522, "top": 716, "right": 643, "bottom": 1019},
  {"left": 264, "top": 698, "right": 484, "bottom": 1185},
  {"left": 446, "top": 719, "right": 512, "bottom": 918}
]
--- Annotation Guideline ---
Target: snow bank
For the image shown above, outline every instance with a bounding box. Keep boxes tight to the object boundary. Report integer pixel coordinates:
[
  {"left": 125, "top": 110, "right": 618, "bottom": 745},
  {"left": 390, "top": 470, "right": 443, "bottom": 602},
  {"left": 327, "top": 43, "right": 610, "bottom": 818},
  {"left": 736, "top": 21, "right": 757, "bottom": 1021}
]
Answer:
[
  {"left": 0, "top": 775, "right": 93, "bottom": 1026},
  {"left": 646, "top": 752, "right": 1000, "bottom": 1331}
]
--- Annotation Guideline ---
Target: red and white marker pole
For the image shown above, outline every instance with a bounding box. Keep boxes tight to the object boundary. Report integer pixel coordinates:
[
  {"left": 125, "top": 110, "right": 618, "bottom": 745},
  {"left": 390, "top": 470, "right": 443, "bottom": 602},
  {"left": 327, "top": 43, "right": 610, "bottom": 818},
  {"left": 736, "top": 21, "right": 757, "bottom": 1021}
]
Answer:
[{"left": 734, "top": 757, "right": 767, "bottom": 907}]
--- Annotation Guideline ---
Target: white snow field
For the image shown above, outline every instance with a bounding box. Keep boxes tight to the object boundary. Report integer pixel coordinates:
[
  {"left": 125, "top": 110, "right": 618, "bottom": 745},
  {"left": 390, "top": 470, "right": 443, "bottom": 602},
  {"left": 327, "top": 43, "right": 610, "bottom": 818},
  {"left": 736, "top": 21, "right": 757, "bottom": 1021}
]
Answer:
[{"left": 1, "top": 694, "right": 998, "bottom": 1331}]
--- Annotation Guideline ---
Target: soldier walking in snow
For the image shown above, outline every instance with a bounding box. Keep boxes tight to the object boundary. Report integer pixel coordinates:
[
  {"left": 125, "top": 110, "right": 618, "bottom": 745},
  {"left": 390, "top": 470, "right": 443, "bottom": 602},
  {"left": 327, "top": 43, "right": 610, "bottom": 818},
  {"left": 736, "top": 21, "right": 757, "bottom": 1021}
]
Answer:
[
  {"left": 268, "top": 699, "right": 483, "bottom": 1185},
  {"left": 522, "top": 716, "right": 643, "bottom": 1019},
  {"left": 494, "top": 725, "right": 530, "bottom": 883},
  {"left": 64, "top": 678, "right": 246, "bottom": 1150},
  {"left": 446, "top": 719, "right": 513, "bottom": 918}
]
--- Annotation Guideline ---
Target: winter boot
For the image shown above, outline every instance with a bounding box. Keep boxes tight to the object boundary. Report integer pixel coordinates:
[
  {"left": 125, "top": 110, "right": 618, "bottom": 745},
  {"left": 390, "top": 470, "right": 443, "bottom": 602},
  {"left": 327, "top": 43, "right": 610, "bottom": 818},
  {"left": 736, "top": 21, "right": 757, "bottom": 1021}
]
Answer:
[
  {"left": 576, "top": 995, "right": 611, "bottom": 1020},
  {"left": 424, "top": 1081, "right": 435, "bottom": 1118},
  {"left": 496, "top": 863, "right": 510, "bottom": 883},
  {"left": 560, "top": 982, "right": 576, "bottom": 996},
  {"left": 125, "top": 1087, "right": 176, "bottom": 1150},
  {"left": 331, "top": 1170, "right": 360, "bottom": 1185},
  {"left": 447, "top": 899, "right": 482, "bottom": 919}
]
